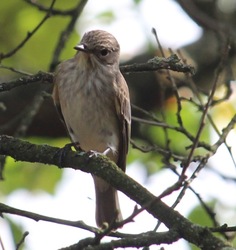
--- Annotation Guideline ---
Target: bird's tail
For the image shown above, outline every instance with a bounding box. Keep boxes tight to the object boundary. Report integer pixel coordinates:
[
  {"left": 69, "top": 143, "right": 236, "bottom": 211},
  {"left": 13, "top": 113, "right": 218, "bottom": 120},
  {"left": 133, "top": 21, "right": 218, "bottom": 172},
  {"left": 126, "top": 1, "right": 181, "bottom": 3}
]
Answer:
[{"left": 93, "top": 176, "right": 122, "bottom": 227}]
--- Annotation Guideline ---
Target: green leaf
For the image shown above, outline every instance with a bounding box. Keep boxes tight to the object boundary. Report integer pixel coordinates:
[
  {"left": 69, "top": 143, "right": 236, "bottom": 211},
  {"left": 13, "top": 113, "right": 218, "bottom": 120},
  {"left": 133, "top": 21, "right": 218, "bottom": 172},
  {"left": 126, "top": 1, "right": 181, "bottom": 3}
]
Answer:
[
  {"left": 5, "top": 217, "right": 24, "bottom": 250},
  {"left": 188, "top": 201, "right": 216, "bottom": 227},
  {"left": 187, "top": 201, "right": 217, "bottom": 250}
]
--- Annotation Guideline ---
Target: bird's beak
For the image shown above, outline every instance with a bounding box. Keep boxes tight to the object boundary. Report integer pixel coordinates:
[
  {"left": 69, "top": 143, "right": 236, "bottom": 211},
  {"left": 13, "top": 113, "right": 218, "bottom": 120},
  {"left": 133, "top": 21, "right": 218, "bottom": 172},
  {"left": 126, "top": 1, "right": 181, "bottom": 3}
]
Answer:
[{"left": 74, "top": 44, "right": 88, "bottom": 52}]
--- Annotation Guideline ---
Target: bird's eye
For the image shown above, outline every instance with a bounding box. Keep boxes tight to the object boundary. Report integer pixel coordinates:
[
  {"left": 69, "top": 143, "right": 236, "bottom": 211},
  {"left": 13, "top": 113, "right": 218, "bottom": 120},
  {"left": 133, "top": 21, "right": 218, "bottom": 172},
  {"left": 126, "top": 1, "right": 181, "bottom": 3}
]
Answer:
[{"left": 100, "top": 49, "right": 109, "bottom": 56}]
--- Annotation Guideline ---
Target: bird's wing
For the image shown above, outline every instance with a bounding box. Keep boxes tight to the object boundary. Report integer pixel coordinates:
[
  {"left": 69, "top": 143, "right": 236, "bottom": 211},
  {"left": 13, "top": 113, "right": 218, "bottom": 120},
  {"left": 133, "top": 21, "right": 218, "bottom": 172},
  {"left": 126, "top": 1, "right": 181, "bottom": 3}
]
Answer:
[
  {"left": 52, "top": 66, "right": 66, "bottom": 126},
  {"left": 115, "top": 73, "right": 131, "bottom": 172}
]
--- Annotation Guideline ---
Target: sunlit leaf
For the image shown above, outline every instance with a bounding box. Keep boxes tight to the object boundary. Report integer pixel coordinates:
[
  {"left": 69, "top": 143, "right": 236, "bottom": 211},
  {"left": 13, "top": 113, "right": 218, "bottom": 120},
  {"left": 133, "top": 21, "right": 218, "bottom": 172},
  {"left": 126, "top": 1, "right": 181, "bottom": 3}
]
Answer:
[
  {"left": 5, "top": 217, "right": 24, "bottom": 249},
  {"left": 188, "top": 201, "right": 216, "bottom": 227}
]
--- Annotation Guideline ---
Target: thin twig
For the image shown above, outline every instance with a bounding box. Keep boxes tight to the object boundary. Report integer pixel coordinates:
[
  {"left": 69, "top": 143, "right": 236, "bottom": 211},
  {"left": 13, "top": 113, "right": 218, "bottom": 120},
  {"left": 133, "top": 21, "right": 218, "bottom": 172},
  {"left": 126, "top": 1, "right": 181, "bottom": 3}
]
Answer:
[
  {"left": 0, "top": 0, "right": 56, "bottom": 61},
  {"left": 152, "top": 28, "right": 184, "bottom": 127},
  {"left": 24, "top": 0, "right": 75, "bottom": 16},
  {"left": 181, "top": 39, "right": 230, "bottom": 176},
  {"left": 212, "top": 114, "right": 236, "bottom": 153},
  {"left": 0, "top": 64, "right": 32, "bottom": 76},
  {"left": 15, "top": 91, "right": 49, "bottom": 137},
  {"left": 49, "top": 0, "right": 88, "bottom": 71},
  {"left": 131, "top": 116, "right": 213, "bottom": 152},
  {"left": 16, "top": 231, "right": 29, "bottom": 250},
  {"left": 178, "top": 48, "right": 236, "bottom": 169},
  {"left": 0, "top": 235, "right": 5, "bottom": 250},
  {"left": 0, "top": 202, "right": 98, "bottom": 234}
]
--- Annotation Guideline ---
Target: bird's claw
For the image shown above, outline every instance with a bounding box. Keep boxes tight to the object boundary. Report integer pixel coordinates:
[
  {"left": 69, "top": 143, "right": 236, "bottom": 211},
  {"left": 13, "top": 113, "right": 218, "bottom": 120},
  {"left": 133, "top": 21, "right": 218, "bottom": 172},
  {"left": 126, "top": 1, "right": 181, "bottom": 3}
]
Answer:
[
  {"left": 88, "top": 150, "right": 101, "bottom": 158},
  {"left": 87, "top": 147, "right": 111, "bottom": 158},
  {"left": 54, "top": 142, "right": 80, "bottom": 166}
]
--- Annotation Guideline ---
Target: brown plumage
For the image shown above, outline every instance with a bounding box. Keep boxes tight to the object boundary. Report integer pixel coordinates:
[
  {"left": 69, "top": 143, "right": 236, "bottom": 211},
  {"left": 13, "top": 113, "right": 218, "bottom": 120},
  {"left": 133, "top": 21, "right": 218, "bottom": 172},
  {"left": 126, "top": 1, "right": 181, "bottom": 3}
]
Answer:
[{"left": 52, "top": 30, "right": 131, "bottom": 227}]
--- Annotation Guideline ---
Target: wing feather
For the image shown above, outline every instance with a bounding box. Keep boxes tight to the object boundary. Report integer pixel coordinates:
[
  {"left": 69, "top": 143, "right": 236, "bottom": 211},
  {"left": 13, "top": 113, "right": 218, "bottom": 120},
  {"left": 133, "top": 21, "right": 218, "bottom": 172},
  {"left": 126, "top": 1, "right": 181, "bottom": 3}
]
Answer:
[
  {"left": 115, "top": 73, "right": 131, "bottom": 172},
  {"left": 52, "top": 67, "right": 66, "bottom": 125}
]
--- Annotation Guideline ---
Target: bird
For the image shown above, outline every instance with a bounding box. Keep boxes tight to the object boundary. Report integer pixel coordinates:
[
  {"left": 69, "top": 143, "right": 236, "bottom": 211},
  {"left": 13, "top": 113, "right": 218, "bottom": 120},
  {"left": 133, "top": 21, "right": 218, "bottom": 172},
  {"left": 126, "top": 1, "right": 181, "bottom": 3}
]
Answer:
[{"left": 52, "top": 30, "right": 131, "bottom": 227}]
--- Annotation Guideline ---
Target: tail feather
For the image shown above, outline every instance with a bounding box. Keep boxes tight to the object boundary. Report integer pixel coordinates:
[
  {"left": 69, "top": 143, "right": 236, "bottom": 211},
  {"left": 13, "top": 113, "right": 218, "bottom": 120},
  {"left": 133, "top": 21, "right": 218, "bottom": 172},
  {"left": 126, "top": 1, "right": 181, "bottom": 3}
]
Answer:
[{"left": 93, "top": 176, "right": 122, "bottom": 227}]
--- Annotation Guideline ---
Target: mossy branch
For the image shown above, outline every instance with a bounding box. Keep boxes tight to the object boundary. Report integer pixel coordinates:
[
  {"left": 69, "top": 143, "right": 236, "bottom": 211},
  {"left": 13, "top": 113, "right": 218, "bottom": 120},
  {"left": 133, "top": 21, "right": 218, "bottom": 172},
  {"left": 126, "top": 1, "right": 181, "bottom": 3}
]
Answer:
[{"left": 0, "top": 135, "right": 231, "bottom": 250}]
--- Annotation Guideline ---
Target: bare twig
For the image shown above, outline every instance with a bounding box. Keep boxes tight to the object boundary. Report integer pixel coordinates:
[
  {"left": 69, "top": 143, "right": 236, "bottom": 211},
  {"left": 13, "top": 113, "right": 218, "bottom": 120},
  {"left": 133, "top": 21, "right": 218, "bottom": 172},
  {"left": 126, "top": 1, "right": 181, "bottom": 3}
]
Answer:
[
  {"left": 131, "top": 116, "right": 213, "bottom": 152},
  {"left": 15, "top": 91, "right": 49, "bottom": 137},
  {"left": 16, "top": 231, "right": 29, "bottom": 250},
  {"left": 212, "top": 114, "right": 236, "bottom": 153},
  {"left": 0, "top": 64, "right": 32, "bottom": 76},
  {"left": 178, "top": 47, "right": 236, "bottom": 170},
  {"left": 0, "top": 235, "right": 5, "bottom": 250},
  {"left": 49, "top": 0, "right": 88, "bottom": 71},
  {"left": 210, "top": 225, "right": 236, "bottom": 233},
  {"left": 24, "top": 0, "right": 75, "bottom": 16},
  {"left": 152, "top": 28, "right": 184, "bottom": 127},
  {"left": 0, "top": 71, "right": 53, "bottom": 92},
  {"left": 0, "top": 0, "right": 56, "bottom": 61},
  {"left": 0, "top": 202, "right": 98, "bottom": 234},
  {"left": 181, "top": 77, "right": 217, "bottom": 175}
]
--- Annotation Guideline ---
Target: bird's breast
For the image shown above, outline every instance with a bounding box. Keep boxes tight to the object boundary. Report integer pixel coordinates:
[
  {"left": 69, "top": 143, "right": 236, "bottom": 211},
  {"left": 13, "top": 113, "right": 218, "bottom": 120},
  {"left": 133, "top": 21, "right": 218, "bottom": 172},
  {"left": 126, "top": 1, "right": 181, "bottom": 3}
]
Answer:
[{"left": 59, "top": 72, "right": 119, "bottom": 159}]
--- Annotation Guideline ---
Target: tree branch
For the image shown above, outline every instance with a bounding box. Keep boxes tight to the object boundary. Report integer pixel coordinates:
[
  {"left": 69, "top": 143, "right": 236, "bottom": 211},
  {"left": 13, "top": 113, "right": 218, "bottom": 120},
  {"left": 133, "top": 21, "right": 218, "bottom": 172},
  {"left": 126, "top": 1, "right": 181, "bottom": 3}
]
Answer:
[
  {"left": 120, "top": 54, "right": 195, "bottom": 74},
  {"left": 0, "top": 135, "right": 231, "bottom": 250},
  {"left": 60, "top": 230, "right": 180, "bottom": 250},
  {"left": 0, "top": 71, "right": 53, "bottom": 92},
  {"left": 0, "top": 55, "right": 194, "bottom": 92}
]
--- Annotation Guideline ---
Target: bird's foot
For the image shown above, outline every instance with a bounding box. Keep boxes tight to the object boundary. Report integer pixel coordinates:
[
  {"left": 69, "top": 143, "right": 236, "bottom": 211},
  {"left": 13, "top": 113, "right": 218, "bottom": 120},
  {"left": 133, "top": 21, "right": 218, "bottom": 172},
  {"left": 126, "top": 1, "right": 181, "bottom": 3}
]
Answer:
[
  {"left": 54, "top": 142, "right": 80, "bottom": 167},
  {"left": 87, "top": 147, "right": 111, "bottom": 158}
]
